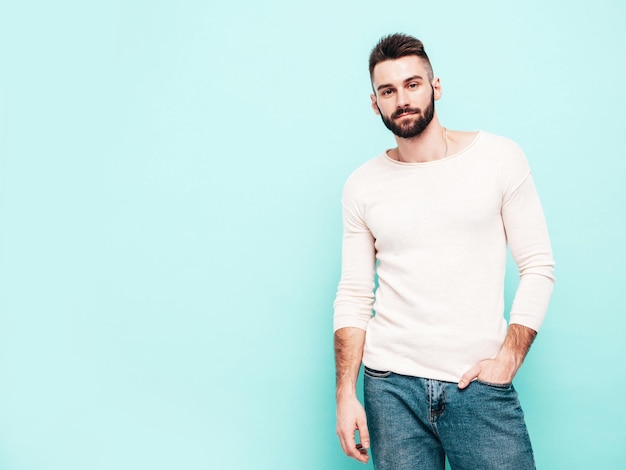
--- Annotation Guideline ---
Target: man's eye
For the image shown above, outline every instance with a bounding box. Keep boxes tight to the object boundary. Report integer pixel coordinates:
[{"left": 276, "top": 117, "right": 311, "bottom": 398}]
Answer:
[
  {"left": 408, "top": 83, "right": 418, "bottom": 88},
  {"left": 382, "top": 89, "right": 393, "bottom": 95}
]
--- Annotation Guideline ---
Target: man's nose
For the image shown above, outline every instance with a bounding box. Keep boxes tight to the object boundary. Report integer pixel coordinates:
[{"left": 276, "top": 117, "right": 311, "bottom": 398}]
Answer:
[{"left": 396, "top": 89, "right": 410, "bottom": 107}]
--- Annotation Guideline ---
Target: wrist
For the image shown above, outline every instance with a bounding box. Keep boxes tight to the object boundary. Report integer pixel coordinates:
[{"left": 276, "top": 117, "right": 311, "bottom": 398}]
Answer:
[
  {"left": 494, "top": 349, "right": 520, "bottom": 380},
  {"left": 336, "top": 382, "right": 357, "bottom": 400},
  {"left": 498, "top": 347, "right": 519, "bottom": 364}
]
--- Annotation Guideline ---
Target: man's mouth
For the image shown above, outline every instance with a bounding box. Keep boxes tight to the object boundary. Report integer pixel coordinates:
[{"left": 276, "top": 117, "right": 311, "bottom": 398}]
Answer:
[{"left": 393, "top": 108, "right": 420, "bottom": 119}]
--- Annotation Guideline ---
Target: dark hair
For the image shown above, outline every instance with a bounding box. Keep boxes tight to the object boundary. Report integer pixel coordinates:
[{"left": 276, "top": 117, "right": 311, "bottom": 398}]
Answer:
[{"left": 369, "top": 33, "right": 433, "bottom": 80}]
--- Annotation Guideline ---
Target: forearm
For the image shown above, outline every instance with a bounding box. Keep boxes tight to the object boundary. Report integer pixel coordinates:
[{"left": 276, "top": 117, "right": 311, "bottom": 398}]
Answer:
[
  {"left": 334, "top": 327, "right": 366, "bottom": 398},
  {"left": 334, "top": 327, "right": 370, "bottom": 462}
]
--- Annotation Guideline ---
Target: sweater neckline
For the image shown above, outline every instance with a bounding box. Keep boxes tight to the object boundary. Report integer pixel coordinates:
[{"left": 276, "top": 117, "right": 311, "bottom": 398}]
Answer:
[{"left": 383, "top": 131, "right": 482, "bottom": 167}]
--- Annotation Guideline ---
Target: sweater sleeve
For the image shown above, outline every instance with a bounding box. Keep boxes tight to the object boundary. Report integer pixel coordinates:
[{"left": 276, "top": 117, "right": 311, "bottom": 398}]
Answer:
[
  {"left": 502, "top": 172, "right": 555, "bottom": 331},
  {"left": 333, "top": 190, "right": 376, "bottom": 332}
]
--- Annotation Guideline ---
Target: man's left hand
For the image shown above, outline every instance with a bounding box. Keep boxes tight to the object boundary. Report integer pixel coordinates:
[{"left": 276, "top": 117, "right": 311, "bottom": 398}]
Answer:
[
  {"left": 457, "top": 324, "right": 537, "bottom": 390},
  {"left": 457, "top": 355, "right": 517, "bottom": 390}
]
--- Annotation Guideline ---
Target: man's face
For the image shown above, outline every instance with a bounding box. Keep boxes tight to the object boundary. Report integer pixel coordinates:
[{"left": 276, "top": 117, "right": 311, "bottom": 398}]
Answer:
[{"left": 370, "top": 56, "right": 441, "bottom": 139}]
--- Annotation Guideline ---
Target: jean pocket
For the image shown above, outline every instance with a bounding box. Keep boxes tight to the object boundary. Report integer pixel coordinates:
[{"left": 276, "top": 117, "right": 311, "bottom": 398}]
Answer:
[
  {"left": 475, "top": 379, "right": 513, "bottom": 390},
  {"left": 364, "top": 366, "right": 392, "bottom": 378}
]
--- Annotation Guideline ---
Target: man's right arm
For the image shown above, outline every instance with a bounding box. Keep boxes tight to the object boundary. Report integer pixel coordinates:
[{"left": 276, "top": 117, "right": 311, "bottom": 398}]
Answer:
[
  {"left": 335, "top": 326, "right": 370, "bottom": 464},
  {"left": 334, "top": 180, "right": 375, "bottom": 463}
]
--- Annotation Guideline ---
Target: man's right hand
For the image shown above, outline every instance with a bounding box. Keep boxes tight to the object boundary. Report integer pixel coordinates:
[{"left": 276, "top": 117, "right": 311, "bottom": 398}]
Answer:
[{"left": 336, "top": 394, "right": 370, "bottom": 463}]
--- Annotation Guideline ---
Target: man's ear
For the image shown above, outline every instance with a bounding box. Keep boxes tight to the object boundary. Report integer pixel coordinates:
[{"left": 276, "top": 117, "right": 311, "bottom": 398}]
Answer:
[
  {"left": 370, "top": 94, "right": 380, "bottom": 115},
  {"left": 432, "top": 77, "right": 442, "bottom": 101}
]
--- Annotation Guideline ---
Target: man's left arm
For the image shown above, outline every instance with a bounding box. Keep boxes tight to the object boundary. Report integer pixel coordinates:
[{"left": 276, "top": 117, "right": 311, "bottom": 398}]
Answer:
[{"left": 459, "top": 166, "right": 555, "bottom": 389}]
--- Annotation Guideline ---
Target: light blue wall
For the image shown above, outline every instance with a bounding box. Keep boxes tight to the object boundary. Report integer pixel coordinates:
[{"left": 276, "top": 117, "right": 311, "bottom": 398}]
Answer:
[{"left": 1, "top": 1, "right": 624, "bottom": 468}]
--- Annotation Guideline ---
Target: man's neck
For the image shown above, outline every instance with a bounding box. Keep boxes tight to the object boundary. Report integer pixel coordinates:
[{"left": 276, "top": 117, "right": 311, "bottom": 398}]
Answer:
[{"left": 393, "top": 118, "right": 447, "bottom": 163}]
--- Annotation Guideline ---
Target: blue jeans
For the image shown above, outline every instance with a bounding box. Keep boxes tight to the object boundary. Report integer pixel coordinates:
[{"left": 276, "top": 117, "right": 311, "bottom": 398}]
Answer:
[{"left": 364, "top": 367, "right": 535, "bottom": 470}]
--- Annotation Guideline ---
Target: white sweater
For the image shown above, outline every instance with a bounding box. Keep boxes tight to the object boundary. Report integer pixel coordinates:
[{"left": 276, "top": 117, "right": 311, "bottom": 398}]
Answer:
[{"left": 333, "top": 131, "right": 555, "bottom": 383}]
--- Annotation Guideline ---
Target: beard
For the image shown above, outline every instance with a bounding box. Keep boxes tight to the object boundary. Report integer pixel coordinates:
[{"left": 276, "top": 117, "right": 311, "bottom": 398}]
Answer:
[{"left": 379, "top": 89, "right": 435, "bottom": 139}]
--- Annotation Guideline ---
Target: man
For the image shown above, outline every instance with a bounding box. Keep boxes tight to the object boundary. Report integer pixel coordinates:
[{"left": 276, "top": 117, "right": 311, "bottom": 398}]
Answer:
[{"left": 333, "top": 33, "right": 554, "bottom": 469}]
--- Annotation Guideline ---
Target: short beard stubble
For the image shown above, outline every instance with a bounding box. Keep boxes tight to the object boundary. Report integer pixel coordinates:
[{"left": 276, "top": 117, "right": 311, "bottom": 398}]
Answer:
[{"left": 379, "top": 87, "right": 435, "bottom": 139}]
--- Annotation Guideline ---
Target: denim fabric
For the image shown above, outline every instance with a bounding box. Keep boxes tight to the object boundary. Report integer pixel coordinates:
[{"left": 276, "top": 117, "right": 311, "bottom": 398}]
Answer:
[{"left": 364, "top": 367, "right": 535, "bottom": 470}]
